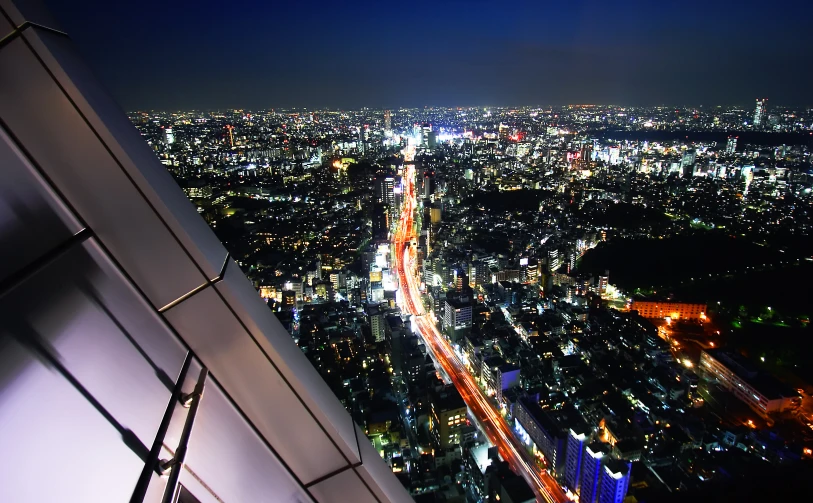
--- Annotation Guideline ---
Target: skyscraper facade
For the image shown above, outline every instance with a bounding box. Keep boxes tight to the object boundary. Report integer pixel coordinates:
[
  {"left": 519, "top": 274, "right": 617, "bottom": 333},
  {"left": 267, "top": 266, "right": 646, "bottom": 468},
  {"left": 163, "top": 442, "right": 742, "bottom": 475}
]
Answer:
[
  {"left": 579, "top": 442, "right": 611, "bottom": 503},
  {"left": 564, "top": 426, "right": 589, "bottom": 491},
  {"left": 753, "top": 98, "right": 767, "bottom": 127},
  {"left": 384, "top": 109, "right": 392, "bottom": 133},
  {"left": 598, "top": 460, "right": 632, "bottom": 503}
]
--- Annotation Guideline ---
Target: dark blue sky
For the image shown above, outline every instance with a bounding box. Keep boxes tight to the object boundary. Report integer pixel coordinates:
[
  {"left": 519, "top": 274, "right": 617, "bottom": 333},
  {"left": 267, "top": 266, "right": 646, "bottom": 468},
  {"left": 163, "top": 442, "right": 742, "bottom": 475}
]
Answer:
[{"left": 46, "top": 0, "right": 813, "bottom": 110}]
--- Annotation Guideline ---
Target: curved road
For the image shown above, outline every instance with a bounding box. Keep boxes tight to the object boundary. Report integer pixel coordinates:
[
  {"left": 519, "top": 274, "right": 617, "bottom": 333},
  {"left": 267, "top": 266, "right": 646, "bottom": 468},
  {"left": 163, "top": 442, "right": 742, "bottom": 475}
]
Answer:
[{"left": 392, "top": 147, "right": 566, "bottom": 503}]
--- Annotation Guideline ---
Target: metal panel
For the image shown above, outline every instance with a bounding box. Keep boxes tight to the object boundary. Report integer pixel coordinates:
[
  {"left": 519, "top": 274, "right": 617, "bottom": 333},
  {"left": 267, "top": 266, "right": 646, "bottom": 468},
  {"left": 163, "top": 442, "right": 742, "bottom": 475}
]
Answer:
[
  {"left": 163, "top": 286, "right": 352, "bottom": 485},
  {"left": 215, "top": 258, "right": 362, "bottom": 464},
  {"left": 0, "top": 238, "right": 188, "bottom": 449},
  {"left": 309, "top": 469, "right": 378, "bottom": 503},
  {"left": 0, "top": 124, "right": 82, "bottom": 283},
  {"left": 0, "top": 36, "right": 208, "bottom": 308},
  {"left": 0, "top": 4, "right": 13, "bottom": 38},
  {"left": 23, "top": 27, "right": 229, "bottom": 282},
  {"left": 0, "top": 0, "right": 62, "bottom": 31},
  {"left": 0, "top": 336, "right": 144, "bottom": 502},
  {"left": 179, "top": 376, "right": 313, "bottom": 503}
]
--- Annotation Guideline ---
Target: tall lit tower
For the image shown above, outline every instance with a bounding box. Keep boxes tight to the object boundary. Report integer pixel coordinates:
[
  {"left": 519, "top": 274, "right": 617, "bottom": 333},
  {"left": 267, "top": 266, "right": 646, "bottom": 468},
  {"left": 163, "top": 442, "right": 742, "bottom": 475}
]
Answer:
[
  {"left": 358, "top": 126, "right": 366, "bottom": 154},
  {"left": 162, "top": 127, "right": 174, "bottom": 145},
  {"left": 753, "top": 98, "right": 767, "bottom": 127},
  {"left": 384, "top": 110, "right": 392, "bottom": 134},
  {"left": 726, "top": 136, "right": 738, "bottom": 155},
  {"left": 225, "top": 124, "right": 234, "bottom": 147}
]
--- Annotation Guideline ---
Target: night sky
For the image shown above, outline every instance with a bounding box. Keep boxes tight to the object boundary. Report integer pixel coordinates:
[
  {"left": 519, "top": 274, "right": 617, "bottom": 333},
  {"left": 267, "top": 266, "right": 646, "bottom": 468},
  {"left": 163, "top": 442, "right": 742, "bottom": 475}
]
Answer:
[{"left": 46, "top": 0, "right": 813, "bottom": 111}]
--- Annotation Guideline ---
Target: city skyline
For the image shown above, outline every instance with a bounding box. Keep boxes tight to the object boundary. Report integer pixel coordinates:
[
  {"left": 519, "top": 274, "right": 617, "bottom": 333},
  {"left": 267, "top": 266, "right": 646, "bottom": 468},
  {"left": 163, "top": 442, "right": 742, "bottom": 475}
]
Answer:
[
  {"left": 47, "top": 0, "right": 813, "bottom": 110},
  {"left": 4, "top": 1, "right": 813, "bottom": 502}
]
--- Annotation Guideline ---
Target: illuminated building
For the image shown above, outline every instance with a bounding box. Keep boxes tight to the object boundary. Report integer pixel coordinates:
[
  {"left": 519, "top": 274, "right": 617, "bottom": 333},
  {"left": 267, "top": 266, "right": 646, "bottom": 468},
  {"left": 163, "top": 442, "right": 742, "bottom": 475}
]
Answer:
[
  {"left": 443, "top": 297, "right": 472, "bottom": 339},
  {"left": 357, "top": 125, "right": 366, "bottom": 154},
  {"left": 281, "top": 289, "right": 297, "bottom": 307},
  {"left": 420, "top": 123, "right": 431, "bottom": 147},
  {"left": 372, "top": 203, "right": 390, "bottom": 241},
  {"left": 514, "top": 397, "right": 567, "bottom": 476},
  {"left": 564, "top": 426, "right": 589, "bottom": 492},
  {"left": 370, "top": 312, "right": 386, "bottom": 343},
  {"left": 579, "top": 442, "right": 611, "bottom": 503},
  {"left": 383, "top": 109, "right": 391, "bottom": 133},
  {"left": 630, "top": 301, "right": 706, "bottom": 321},
  {"left": 499, "top": 123, "right": 510, "bottom": 140},
  {"left": 375, "top": 175, "right": 395, "bottom": 208},
  {"left": 483, "top": 363, "right": 520, "bottom": 403},
  {"left": 753, "top": 98, "right": 767, "bottom": 127},
  {"left": 598, "top": 275, "right": 609, "bottom": 296},
  {"left": 429, "top": 385, "right": 468, "bottom": 449},
  {"left": 163, "top": 126, "right": 174, "bottom": 145},
  {"left": 422, "top": 171, "right": 434, "bottom": 199},
  {"left": 726, "top": 135, "right": 738, "bottom": 155},
  {"left": 598, "top": 460, "right": 631, "bottom": 503},
  {"left": 0, "top": 4, "right": 411, "bottom": 501},
  {"left": 699, "top": 349, "right": 800, "bottom": 416}
]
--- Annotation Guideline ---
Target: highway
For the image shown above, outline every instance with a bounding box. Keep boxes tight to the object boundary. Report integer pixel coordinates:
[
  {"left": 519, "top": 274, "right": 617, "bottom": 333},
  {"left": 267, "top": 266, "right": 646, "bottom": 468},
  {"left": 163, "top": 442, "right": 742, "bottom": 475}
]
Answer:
[{"left": 392, "top": 146, "right": 567, "bottom": 503}]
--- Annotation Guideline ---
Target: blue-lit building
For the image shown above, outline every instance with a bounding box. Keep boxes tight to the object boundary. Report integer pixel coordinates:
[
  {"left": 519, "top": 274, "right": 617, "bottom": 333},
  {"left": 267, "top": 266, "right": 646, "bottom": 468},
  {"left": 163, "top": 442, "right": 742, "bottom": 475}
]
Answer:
[
  {"left": 579, "top": 442, "right": 612, "bottom": 503},
  {"left": 564, "top": 425, "right": 589, "bottom": 492},
  {"left": 599, "top": 459, "right": 632, "bottom": 503}
]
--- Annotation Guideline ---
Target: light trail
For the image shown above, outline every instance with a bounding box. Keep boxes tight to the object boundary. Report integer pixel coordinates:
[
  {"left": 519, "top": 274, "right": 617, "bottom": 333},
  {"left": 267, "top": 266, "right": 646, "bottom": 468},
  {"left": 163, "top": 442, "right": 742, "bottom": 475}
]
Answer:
[{"left": 391, "top": 147, "right": 567, "bottom": 503}]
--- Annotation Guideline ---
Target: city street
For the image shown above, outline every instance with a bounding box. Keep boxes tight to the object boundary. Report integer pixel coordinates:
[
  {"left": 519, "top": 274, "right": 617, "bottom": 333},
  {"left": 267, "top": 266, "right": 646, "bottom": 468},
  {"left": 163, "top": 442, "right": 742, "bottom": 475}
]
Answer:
[{"left": 392, "top": 146, "right": 567, "bottom": 503}]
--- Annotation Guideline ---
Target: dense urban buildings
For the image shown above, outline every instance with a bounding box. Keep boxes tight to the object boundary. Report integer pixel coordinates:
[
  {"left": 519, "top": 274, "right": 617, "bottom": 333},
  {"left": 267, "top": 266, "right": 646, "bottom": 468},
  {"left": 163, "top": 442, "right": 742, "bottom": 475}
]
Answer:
[
  {"left": 120, "top": 101, "right": 813, "bottom": 502},
  {"left": 4, "top": 1, "right": 813, "bottom": 501}
]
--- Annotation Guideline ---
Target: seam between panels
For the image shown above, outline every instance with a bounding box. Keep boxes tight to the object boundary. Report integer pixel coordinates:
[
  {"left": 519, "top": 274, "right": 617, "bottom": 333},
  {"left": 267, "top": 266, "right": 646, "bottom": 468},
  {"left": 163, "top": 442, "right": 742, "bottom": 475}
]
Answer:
[
  {"left": 16, "top": 28, "right": 218, "bottom": 306},
  {"left": 0, "top": 227, "right": 92, "bottom": 299},
  {"left": 354, "top": 421, "right": 364, "bottom": 466},
  {"left": 0, "top": 6, "right": 14, "bottom": 47},
  {"left": 352, "top": 467, "right": 384, "bottom": 503},
  {"left": 0, "top": 13, "right": 69, "bottom": 51},
  {"left": 209, "top": 280, "right": 359, "bottom": 467},
  {"left": 303, "top": 462, "right": 363, "bottom": 489},
  {"left": 67, "top": 230, "right": 321, "bottom": 502},
  {"left": 98, "top": 242, "right": 321, "bottom": 502}
]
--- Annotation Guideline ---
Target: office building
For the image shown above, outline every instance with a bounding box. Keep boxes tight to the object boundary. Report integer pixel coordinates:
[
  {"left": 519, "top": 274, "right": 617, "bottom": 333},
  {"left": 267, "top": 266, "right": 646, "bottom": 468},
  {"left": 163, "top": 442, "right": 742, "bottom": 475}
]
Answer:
[
  {"left": 370, "top": 312, "right": 386, "bottom": 343},
  {"left": 597, "top": 275, "right": 609, "bottom": 297},
  {"left": 372, "top": 203, "right": 390, "bottom": 241},
  {"left": 483, "top": 362, "right": 521, "bottom": 402},
  {"left": 598, "top": 459, "right": 631, "bottom": 503},
  {"left": 357, "top": 126, "right": 366, "bottom": 154},
  {"left": 579, "top": 442, "right": 611, "bottom": 503},
  {"left": 700, "top": 349, "right": 800, "bottom": 416},
  {"left": 375, "top": 175, "right": 395, "bottom": 208},
  {"left": 726, "top": 135, "right": 738, "bottom": 155},
  {"left": 514, "top": 397, "right": 567, "bottom": 475},
  {"left": 429, "top": 385, "right": 468, "bottom": 449},
  {"left": 630, "top": 301, "right": 706, "bottom": 321},
  {"left": 383, "top": 109, "right": 392, "bottom": 133},
  {"left": 499, "top": 123, "right": 510, "bottom": 140},
  {"left": 0, "top": 3, "right": 411, "bottom": 501},
  {"left": 564, "top": 425, "right": 589, "bottom": 492},
  {"left": 443, "top": 297, "right": 472, "bottom": 339},
  {"left": 163, "top": 126, "right": 174, "bottom": 145},
  {"left": 753, "top": 98, "right": 767, "bottom": 127}
]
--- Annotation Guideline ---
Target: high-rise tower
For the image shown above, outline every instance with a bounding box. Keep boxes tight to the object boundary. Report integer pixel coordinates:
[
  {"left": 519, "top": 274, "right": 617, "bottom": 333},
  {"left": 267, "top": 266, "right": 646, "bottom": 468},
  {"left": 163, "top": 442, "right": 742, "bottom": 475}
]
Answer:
[
  {"left": 384, "top": 109, "right": 392, "bottom": 134},
  {"left": 753, "top": 98, "right": 767, "bottom": 127}
]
